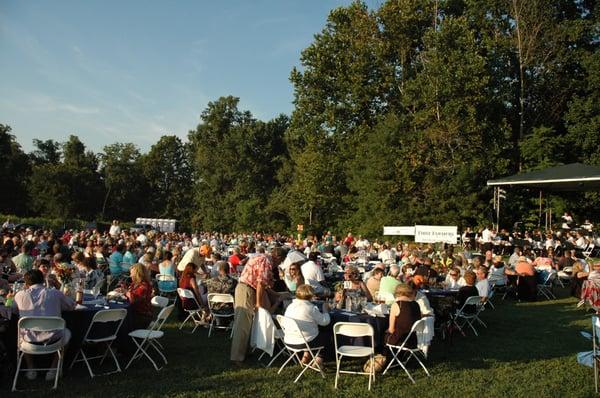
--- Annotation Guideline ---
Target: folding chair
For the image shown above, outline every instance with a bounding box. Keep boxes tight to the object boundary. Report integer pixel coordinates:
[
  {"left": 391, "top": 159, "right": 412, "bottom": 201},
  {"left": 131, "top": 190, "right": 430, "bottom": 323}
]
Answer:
[
  {"left": 333, "top": 322, "right": 375, "bottom": 391},
  {"left": 382, "top": 318, "right": 430, "bottom": 383},
  {"left": 125, "top": 304, "right": 175, "bottom": 371},
  {"left": 156, "top": 274, "right": 177, "bottom": 300},
  {"left": 151, "top": 295, "right": 169, "bottom": 308},
  {"left": 452, "top": 296, "right": 486, "bottom": 337},
  {"left": 537, "top": 272, "right": 556, "bottom": 300},
  {"left": 275, "top": 315, "right": 325, "bottom": 383},
  {"left": 12, "top": 316, "right": 66, "bottom": 391},
  {"left": 177, "top": 288, "right": 205, "bottom": 333},
  {"left": 207, "top": 293, "right": 234, "bottom": 338},
  {"left": 593, "top": 316, "right": 600, "bottom": 393},
  {"left": 583, "top": 244, "right": 595, "bottom": 261},
  {"left": 69, "top": 308, "right": 127, "bottom": 377}
]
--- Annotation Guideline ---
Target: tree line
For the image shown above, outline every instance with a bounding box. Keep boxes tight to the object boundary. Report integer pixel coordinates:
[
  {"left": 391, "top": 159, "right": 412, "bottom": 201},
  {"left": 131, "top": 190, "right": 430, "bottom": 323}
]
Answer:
[{"left": 1, "top": 0, "right": 598, "bottom": 235}]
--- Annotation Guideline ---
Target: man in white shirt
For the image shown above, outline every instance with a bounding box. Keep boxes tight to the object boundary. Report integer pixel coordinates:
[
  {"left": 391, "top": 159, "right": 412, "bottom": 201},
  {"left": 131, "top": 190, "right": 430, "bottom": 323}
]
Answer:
[
  {"left": 13, "top": 269, "right": 76, "bottom": 381},
  {"left": 508, "top": 247, "right": 522, "bottom": 268},
  {"left": 109, "top": 220, "right": 121, "bottom": 239},
  {"left": 301, "top": 252, "right": 325, "bottom": 293}
]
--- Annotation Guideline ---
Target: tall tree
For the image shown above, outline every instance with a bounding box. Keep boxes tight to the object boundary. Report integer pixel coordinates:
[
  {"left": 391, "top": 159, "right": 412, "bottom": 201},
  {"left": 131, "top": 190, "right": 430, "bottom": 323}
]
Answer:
[
  {"left": 99, "top": 143, "right": 146, "bottom": 220},
  {"left": 141, "top": 135, "right": 192, "bottom": 221},
  {"left": 0, "top": 124, "right": 31, "bottom": 215}
]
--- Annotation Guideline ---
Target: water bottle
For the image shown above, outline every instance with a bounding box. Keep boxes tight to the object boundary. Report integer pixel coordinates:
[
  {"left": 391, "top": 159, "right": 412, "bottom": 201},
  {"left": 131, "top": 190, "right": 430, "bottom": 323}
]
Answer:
[{"left": 345, "top": 295, "right": 352, "bottom": 312}]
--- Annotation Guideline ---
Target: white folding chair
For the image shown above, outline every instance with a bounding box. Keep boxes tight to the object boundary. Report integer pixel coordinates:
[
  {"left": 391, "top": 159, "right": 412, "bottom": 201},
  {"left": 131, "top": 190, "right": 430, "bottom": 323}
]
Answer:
[
  {"left": 583, "top": 244, "right": 595, "bottom": 260},
  {"left": 593, "top": 316, "right": 600, "bottom": 393},
  {"left": 125, "top": 304, "right": 175, "bottom": 371},
  {"left": 12, "top": 316, "right": 66, "bottom": 391},
  {"left": 156, "top": 274, "right": 177, "bottom": 299},
  {"left": 382, "top": 318, "right": 430, "bottom": 383},
  {"left": 69, "top": 308, "right": 127, "bottom": 377},
  {"left": 537, "top": 272, "right": 556, "bottom": 300},
  {"left": 333, "top": 322, "right": 375, "bottom": 391},
  {"left": 452, "top": 296, "right": 486, "bottom": 336},
  {"left": 207, "top": 293, "right": 234, "bottom": 338},
  {"left": 275, "top": 315, "right": 325, "bottom": 383},
  {"left": 177, "top": 288, "right": 205, "bottom": 333},
  {"left": 151, "top": 295, "right": 169, "bottom": 308}
]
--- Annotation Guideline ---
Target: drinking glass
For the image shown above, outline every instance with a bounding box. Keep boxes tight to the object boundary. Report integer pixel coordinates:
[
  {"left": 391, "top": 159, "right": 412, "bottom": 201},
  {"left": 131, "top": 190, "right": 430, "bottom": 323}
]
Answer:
[{"left": 92, "top": 285, "right": 101, "bottom": 299}]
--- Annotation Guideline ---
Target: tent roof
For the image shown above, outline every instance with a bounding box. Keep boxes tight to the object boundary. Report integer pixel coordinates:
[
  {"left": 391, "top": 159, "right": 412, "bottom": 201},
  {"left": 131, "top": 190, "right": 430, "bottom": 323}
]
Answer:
[{"left": 486, "top": 163, "right": 600, "bottom": 191}]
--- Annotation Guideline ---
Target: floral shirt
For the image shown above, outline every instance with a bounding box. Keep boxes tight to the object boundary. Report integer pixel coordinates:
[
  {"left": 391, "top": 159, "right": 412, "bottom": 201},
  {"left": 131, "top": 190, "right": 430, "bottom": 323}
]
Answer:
[{"left": 239, "top": 255, "right": 273, "bottom": 290}]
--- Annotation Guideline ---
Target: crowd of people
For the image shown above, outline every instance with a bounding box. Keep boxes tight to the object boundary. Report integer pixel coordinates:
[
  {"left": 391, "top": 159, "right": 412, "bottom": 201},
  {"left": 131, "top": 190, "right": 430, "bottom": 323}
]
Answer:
[{"left": 0, "top": 220, "right": 598, "bottom": 381}]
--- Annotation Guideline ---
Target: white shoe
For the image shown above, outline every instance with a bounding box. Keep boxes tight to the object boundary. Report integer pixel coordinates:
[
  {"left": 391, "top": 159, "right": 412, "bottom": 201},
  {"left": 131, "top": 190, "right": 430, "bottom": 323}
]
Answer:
[
  {"left": 45, "top": 370, "right": 57, "bottom": 381},
  {"left": 26, "top": 371, "right": 37, "bottom": 380}
]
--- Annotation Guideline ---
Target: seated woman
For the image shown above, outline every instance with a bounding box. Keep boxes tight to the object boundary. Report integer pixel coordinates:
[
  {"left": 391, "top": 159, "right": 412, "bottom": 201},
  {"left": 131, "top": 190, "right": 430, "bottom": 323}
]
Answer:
[
  {"left": 456, "top": 271, "right": 479, "bottom": 310},
  {"left": 445, "top": 267, "right": 466, "bottom": 289},
  {"left": 125, "top": 263, "right": 153, "bottom": 329},
  {"left": 284, "top": 263, "right": 305, "bottom": 296},
  {"left": 386, "top": 284, "right": 422, "bottom": 349},
  {"left": 514, "top": 256, "right": 537, "bottom": 301},
  {"left": 335, "top": 265, "right": 373, "bottom": 303},
  {"left": 283, "top": 284, "right": 330, "bottom": 366},
  {"left": 179, "top": 262, "right": 207, "bottom": 316}
]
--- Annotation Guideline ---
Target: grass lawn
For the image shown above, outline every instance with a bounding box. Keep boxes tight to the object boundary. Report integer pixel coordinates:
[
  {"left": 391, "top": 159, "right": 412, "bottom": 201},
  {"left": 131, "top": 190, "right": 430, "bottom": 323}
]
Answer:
[{"left": 4, "top": 288, "right": 597, "bottom": 398}]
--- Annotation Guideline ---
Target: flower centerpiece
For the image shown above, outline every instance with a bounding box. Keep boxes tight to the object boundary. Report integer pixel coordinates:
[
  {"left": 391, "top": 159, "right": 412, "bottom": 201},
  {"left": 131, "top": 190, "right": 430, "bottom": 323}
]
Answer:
[{"left": 54, "top": 263, "right": 75, "bottom": 296}]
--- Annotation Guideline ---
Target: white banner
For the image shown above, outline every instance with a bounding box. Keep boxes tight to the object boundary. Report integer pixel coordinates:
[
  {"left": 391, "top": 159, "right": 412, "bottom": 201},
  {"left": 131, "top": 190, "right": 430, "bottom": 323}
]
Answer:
[
  {"left": 383, "top": 226, "right": 415, "bottom": 236},
  {"left": 414, "top": 225, "right": 458, "bottom": 244}
]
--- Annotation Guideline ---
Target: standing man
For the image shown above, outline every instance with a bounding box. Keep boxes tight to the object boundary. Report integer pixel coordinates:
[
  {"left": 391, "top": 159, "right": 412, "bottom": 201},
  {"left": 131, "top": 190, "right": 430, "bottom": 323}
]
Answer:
[{"left": 230, "top": 254, "right": 273, "bottom": 365}]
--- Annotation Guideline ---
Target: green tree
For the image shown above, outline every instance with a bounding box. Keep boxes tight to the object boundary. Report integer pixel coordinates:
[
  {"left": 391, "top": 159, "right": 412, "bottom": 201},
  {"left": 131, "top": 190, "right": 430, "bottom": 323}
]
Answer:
[
  {"left": 29, "top": 135, "right": 102, "bottom": 220},
  {"left": 30, "top": 139, "right": 61, "bottom": 166},
  {"left": 99, "top": 143, "right": 146, "bottom": 220},
  {"left": 141, "top": 135, "right": 192, "bottom": 221},
  {"left": 0, "top": 124, "right": 31, "bottom": 215}
]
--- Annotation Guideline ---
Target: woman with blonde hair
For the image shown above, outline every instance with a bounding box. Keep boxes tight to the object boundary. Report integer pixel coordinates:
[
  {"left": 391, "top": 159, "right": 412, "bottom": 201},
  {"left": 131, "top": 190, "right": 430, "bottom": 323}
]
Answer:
[
  {"left": 386, "top": 284, "right": 421, "bottom": 349},
  {"left": 126, "top": 263, "right": 153, "bottom": 329}
]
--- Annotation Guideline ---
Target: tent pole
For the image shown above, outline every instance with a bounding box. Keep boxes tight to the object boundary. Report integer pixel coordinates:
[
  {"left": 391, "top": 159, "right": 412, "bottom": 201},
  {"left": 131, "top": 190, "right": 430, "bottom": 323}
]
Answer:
[{"left": 538, "top": 190, "right": 543, "bottom": 228}]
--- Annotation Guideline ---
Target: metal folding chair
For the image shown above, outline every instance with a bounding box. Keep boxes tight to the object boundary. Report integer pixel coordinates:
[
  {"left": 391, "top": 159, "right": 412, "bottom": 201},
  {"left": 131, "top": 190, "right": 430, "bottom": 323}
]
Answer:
[
  {"left": 125, "top": 304, "right": 175, "bottom": 371},
  {"left": 177, "top": 288, "right": 205, "bottom": 333},
  {"left": 12, "top": 316, "right": 66, "bottom": 391},
  {"left": 69, "top": 308, "right": 127, "bottom": 377},
  {"left": 207, "top": 293, "right": 234, "bottom": 338},
  {"left": 333, "top": 322, "right": 375, "bottom": 390},
  {"left": 537, "top": 272, "right": 557, "bottom": 300},
  {"left": 275, "top": 315, "right": 325, "bottom": 383},
  {"left": 452, "top": 296, "right": 486, "bottom": 336},
  {"left": 382, "top": 318, "right": 430, "bottom": 383}
]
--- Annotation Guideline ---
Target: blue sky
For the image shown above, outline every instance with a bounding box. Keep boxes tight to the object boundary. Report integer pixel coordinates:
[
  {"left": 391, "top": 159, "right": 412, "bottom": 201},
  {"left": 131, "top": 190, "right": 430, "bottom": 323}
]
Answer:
[{"left": 0, "top": 0, "right": 363, "bottom": 153}]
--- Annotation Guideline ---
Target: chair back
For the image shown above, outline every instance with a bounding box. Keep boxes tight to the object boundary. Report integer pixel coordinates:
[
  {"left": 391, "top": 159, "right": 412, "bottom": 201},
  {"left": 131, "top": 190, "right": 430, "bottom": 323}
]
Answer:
[
  {"left": 151, "top": 295, "right": 169, "bottom": 308},
  {"left": 208, "top": 293, "right": 234, "bottom": 305},
  {"left": 458, "top": 296, "right": 482, "bottom": 314},
  {"left": 177, "top": 288, "right": 195, "bottom": 299},
  {"left": 334, "top": 322, "right": 374, "bottom": 338},
  {"left": 18, "top": 316, "right": 65, "bottom": 333},
  {"left": 393, "top": 318, "right": 427, "bottom": 348},
  {"left": 83, "top": 309, "right": 127, "bottom": 342},
  {"left": 276, "top": 314, "right": 309, "bottom": 346}
]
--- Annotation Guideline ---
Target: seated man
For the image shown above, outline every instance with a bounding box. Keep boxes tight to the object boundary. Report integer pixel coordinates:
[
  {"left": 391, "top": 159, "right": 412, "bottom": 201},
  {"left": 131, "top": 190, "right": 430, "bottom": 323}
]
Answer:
[
  {"left": 12, "top": 269, "right": 76, "bottom": 381},
  {"left": 205, "top": 261, "right": 237, "bottom": 317},
  {"left": 456, "top": 271, "right": 479, "bottom": 310},
  {"left": 300, "top": 252, "right": 326, "bottom": 294}
]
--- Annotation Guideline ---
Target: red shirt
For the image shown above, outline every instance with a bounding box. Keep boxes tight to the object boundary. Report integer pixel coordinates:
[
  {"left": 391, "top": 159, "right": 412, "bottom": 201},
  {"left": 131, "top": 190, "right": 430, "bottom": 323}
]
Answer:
[{"left": 128, "top": 281, "right": 152, "bottom": 317}]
